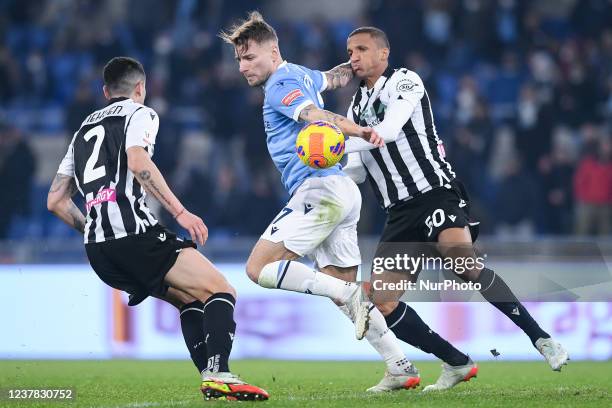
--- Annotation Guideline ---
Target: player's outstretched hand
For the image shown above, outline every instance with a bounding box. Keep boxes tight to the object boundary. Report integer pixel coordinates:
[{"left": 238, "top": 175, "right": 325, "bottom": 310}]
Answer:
[
  {"left": 176, "top": 210, "right": 208, "bottom": 246},
  {"left": 359, "top": 126, "right": 385, "bottom": 148}
]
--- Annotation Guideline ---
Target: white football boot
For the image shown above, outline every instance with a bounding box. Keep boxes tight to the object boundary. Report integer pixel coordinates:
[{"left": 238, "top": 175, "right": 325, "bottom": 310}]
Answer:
[
  {"left": 367, "top": 363, "right": 420, "bottom": 392},
  {"left": 423, "top": 358, "right": 478, "bottom": 392},
  {"left": 535, "top": 337, "right": 569, "bottom": 371},
  {"left": 344, "top": 283, "right": 372, "bottom": 340}
]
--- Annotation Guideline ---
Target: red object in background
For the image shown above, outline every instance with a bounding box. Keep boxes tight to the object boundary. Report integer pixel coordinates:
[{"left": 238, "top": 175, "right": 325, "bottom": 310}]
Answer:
[{"left": 573, "top": 157, "right": 612, "bottom": 204}]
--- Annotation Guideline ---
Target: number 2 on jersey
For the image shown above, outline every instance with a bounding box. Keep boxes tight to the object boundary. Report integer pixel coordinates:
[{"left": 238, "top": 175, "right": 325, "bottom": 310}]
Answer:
[{"left": 83, "top": 125, "right": 106, "bottom": 184}]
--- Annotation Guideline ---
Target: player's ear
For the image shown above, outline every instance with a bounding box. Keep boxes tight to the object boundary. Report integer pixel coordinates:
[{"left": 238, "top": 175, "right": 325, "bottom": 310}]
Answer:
[
  {"left": 134, "top": 81, "right": 145, "bottom": 99},
  {"left": 270, "top": 43, "right": 280, "bottom": 59},
  {"left": 102, "top": 85, "right": 110, "bottom": 100},
  {"left": 380, "top": 47, "right": 390, "bottom": 61}
]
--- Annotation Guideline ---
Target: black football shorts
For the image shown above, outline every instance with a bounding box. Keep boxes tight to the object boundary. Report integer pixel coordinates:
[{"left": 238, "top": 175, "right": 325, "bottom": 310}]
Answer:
[
  {"left": 379, "top": 179, "right": 479, "bottom": 245},
  {"left": 85, "top": 224, "right": 196, "bottom": 306}
]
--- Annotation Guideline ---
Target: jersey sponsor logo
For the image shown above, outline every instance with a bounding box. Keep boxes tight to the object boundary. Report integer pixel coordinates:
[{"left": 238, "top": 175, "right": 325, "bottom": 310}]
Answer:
[
  {"left": 459, "top": 199, "right": 467, "bottom": 208},
  {"left": 304, "top": 203, "right": 313, "bottom": 214},
  {"left": 270, "top": 226, "right": 279, "bottom": 235},
  {"left": 157, "top": 232, "right": 167, "bottom": 242},
  {"left": 449, "top": 215, "right": 457, "bottom": 222},
  {"left": 85, "top": 188, "right": 116, "bottom": 211},
  {"left": 281, "top": 89, "right": 303, "bottom": 106},
  {"left": 396, "top": 78, "right": 417, "bottom": 93}
]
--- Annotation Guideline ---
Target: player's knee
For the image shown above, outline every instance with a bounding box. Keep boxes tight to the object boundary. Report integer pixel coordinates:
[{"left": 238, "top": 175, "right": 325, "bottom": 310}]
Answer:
[
  {"left": 245, "top": 259, "right": 262, "bottom": 283},
  {"left": 222, "top": 283, "right": 237, "bottom": 299},
  {"left": 375, "top": 301, "right": 399, "bottom": 317},
  {"left": 207, "top": 275, "right": 236, "bottom": 299}
]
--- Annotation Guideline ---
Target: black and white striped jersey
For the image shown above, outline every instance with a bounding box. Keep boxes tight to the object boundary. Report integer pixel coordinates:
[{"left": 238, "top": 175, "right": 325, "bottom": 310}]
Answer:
[
  {"left": 56, "top": 97, "right": 160, "bottom": 243},
  {"left": 345, "top": 66, "right": 455, "bottom": 209}
]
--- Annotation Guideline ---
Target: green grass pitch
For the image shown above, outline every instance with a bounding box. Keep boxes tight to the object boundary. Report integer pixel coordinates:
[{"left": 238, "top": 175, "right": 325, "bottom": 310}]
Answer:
[{"left": 1, "top": 360, "right": 610, "bottom": 407}]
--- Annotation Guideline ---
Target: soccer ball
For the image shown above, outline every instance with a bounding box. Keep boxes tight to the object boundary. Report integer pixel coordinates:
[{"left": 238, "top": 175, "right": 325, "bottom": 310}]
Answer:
[{"left": 296, "top": 121, "right": 345, "bottom": 169}]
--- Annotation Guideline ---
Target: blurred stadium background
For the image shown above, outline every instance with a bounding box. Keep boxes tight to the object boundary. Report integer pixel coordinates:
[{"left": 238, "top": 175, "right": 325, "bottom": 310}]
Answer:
[{"left": 1, "top": 0, "right": 611, "bottom": 363}]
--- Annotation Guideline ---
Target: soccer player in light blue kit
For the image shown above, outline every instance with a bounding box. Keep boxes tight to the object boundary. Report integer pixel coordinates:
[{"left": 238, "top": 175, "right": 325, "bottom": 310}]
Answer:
[{"left": 221, "top": 12, "right": 421, "bottom": 392}]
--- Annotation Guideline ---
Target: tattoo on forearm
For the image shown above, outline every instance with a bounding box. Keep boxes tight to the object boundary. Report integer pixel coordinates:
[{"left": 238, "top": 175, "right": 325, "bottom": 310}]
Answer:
[
  {"left": 299, "top": 105, "right": 351, "bottom": 128},
  {"left": 49, "top": 174, "right": 71, "bottom": 194},
  {"left": 68, "top": 201, "right": 85, "bottom": 233},
  {"left": 325, "top": 62, "right": 353, "bottom": 90},
  {"left": 137, "top": 170, "right": 174, "bottom": 213}
]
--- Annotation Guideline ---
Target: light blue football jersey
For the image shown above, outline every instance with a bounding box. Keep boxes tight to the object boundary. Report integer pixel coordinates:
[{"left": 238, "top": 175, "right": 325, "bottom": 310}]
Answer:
[{"left": 263, "top": 61, "right": 343, "bottom": 195}]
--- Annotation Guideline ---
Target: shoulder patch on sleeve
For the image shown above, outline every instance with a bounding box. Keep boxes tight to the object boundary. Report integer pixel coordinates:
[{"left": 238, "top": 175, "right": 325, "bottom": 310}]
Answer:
[
  {"left": 281, "top": 89, "right": 303, "bottom": 106},
  {"left": 396, "top": 77, "right": 418, "bottom": 93}
]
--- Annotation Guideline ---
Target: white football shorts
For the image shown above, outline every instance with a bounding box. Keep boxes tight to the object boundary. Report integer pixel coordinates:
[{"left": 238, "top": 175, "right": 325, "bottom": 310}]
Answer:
[{"left": 260, "top": 174, "right": 362, "bottom": 268}]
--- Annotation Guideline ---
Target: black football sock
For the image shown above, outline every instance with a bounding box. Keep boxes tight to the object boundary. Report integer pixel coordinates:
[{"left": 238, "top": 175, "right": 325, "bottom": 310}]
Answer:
[
  {"left": 385, "top": 302, "right": 469, "bottom": 366},
  {"left": 179, "top": 300, "right": 208, "bottom": 374},
  {"left": 202, "top": 293, "right": 236, "bottom": 373},
  {"left": 477, "top": 268, "right": 550, "bottom": 345}
]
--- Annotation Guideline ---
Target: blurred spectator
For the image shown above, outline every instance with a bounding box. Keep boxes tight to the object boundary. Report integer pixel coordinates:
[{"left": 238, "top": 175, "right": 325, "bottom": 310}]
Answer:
[
  {"left": 538, "top": 127, "right": 577, "bottom": 234},
  {"left": 573, "top": 135, "right": 612, "bottom": 236},
  {"left": 494, "top": 156, "right": 539, "bottom": 238},
  {"left": 0, "top": 121, "right": 36, "bottom": 239},
  {"left": 0, "top": 46, "right": 20, "bottom": 101},
  {"left": 65, "top": 79, "right": 97, "bottom": 136},
  {"left": 448, "top": 126, "right": 487, "bottom": 197},
  {"left": 515, "top": 83, "right": 555, "bottom": 171},
  {"left": 240, "top": 171, "right": 283, "bottom": 235},
  {"left": 209, "top": 164, "right": 247, "bottom": 235}
]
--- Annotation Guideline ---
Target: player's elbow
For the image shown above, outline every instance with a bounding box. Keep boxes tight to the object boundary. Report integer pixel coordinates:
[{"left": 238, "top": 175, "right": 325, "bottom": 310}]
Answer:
[
  {"left": 46, "top": 193, "right": 62, "bottom": 213},
  {"left": 127, "top": 157, "right": 143, "bottom": 174}
]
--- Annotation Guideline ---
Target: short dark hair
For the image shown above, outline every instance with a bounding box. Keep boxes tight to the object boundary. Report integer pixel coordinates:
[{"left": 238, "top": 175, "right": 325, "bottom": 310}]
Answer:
[
  {"left": 219, "top": 11, "right": 278, "bottom": 50},
  {"left": 103, "top": 57, "right": 146, "bottom": 96},
  {"left": 348, "top": 26, "right": 390, "bottom": 50}
]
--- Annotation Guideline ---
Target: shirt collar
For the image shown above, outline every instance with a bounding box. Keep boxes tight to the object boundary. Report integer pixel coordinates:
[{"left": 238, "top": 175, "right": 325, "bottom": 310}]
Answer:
[
  {"left": 107, "top": 96, "right": 131, "bottom": 106},
  {"left": 264, "top": 60, "right": 289, "bottom": 89},
  {"left": 360, "top": 65, "right": 394, "bottom": 91}
]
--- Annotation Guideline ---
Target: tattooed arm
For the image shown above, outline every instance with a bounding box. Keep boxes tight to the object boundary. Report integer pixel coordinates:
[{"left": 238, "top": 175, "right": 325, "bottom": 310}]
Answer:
[
  {"left": 323, "top": 61, "right": 354, "bottom": 90},
  {"left": 298, "top": 104, "right": 384, "bottom": 147},
  {"left": 47, "top": 174, "right": 85, "bottom": 234},
  {"left": 127, "top": 146, "right": 208, "bottom": 245}
]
